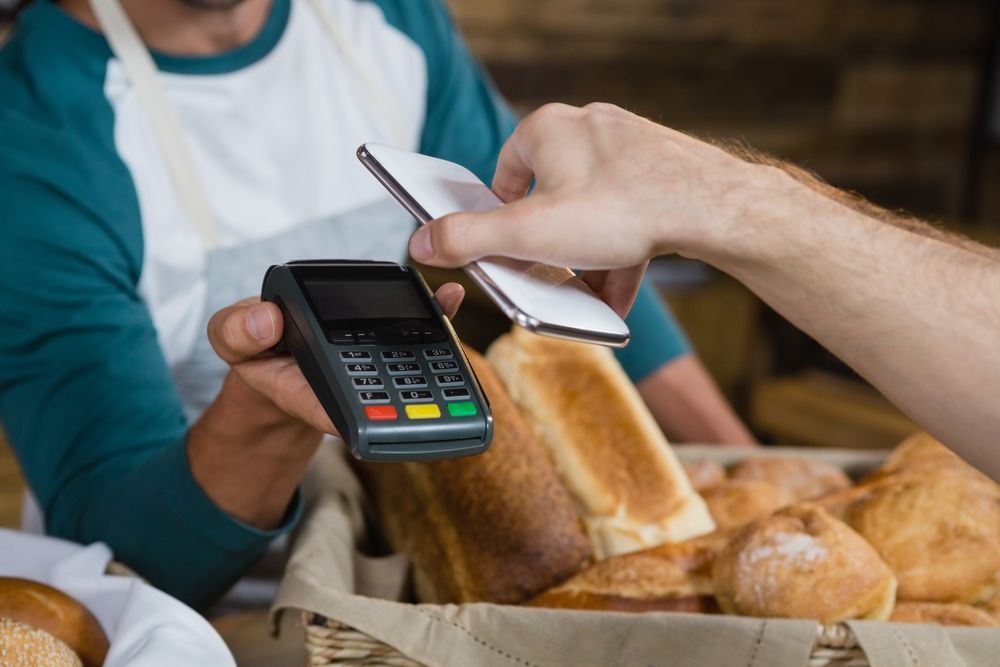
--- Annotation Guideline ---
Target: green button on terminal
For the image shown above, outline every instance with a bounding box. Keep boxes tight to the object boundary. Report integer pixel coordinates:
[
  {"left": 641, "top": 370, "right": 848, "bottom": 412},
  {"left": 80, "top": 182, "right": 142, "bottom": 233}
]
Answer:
[{"left": 447, "top": 401, "right": 477, "bottom": 417}]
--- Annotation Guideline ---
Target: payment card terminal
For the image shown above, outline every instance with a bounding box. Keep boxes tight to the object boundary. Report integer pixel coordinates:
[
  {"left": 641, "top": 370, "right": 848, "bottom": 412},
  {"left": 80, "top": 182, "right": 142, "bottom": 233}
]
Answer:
[{"left": 261, "top": 260, "right": 493, "bottom": 461}]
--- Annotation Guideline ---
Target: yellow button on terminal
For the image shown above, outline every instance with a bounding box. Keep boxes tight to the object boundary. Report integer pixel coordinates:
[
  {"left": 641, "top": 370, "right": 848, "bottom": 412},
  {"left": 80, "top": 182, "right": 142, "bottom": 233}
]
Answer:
[{"left": 405, "top": 404, "right": 441, "bottom": 420}]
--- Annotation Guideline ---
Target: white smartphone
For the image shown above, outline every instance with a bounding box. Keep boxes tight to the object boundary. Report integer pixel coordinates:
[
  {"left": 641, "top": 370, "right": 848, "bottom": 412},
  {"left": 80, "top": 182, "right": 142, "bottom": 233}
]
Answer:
[{"left": 357, "top": 143, "right": 630, "bottom": 348}]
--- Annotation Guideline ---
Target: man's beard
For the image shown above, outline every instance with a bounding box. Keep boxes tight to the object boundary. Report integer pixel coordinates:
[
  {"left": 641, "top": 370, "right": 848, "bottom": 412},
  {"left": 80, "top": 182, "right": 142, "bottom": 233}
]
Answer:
[{"left": 179, "top": 0, "right": 250, "bottom": 10}]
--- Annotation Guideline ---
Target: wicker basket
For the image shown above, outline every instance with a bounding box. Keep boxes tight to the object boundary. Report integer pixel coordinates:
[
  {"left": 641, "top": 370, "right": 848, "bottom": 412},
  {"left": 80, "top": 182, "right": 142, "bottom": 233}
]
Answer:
[{"left": 302, "top": 613, "right": 870, "bottom": 667}]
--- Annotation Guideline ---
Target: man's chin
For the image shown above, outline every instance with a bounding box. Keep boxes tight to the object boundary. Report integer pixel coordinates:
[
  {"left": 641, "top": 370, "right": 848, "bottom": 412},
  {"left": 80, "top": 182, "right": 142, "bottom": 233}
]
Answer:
[{"left": 180, "top": 0, "right": 250, "bottom": 10}]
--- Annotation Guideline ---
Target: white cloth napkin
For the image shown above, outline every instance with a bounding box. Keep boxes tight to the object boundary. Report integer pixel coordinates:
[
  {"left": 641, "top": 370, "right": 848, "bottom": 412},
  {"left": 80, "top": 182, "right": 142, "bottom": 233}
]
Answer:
[{"left": 0, "top": 528, "right": 235, "bottom": 666}]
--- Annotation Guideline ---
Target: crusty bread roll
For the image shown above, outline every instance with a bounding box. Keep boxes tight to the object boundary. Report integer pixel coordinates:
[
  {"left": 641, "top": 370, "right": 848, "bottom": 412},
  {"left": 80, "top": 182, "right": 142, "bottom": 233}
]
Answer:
[
  {"left": 487, "top": 328, "right": 715, "bottom": 558},
  {"left": 729, "top": 457, "right": 851, "bottom": 502},
  {"left": 713, "top": 505, "right": 897, "bottom": 624},
  {"left": 809, "top": 479, "right": 886, "bottom": 521},
  {"left": 702, "top": 480, "right": 789, "bottom": 531},
  {"left": 682, "top": 459, "right": 726, "bottom": 493},
  {"left": 844, "top": 467, "right": 1000, "bottom": 604},
  {"left": 876, "top": 432, "right": 994, "bottom": 485},
  {"left": 360, "top": 348, "right": 592, "bottom": 604},
  {"left": 0, "top": 578, "right": 107, "bottom": 667},
  {"left": 0, "top": 618, "right": 82, "bottom": 667},
  {"left": 890, "top": 602, "right": 997, "bottom": 627},
  {"left": 527, "top": 532, "right": 728, "bottom": 613}
]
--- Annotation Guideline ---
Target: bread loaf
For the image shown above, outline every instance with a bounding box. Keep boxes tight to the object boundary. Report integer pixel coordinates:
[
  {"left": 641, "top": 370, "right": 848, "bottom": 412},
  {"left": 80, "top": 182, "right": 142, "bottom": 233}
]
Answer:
[
  {"left": 713, "top": 505, "right": 897, "bottom": 624},
  {"left": 487, "top": 327, "right": 715, "bottom": 558},
  {"left": 0, "top": 578, "right": 108, "bottom": 667},
  {"left": 844, "top": 466, "right": 1000, "bottom": 604},
  {"left": 527, "top": 531, "right": 728, "bottom": 613},
  {"left": 702, "top": 479, "right": 789, "bottom": 530},
  {"left": 360, "top": 347, "right": 593, "bottom": 604},
  {"left": 729, "top": 457, "right": 850, "bottom": 502},
  {"left": 0, "top": 618, "right": 82, "bottom": 667}
]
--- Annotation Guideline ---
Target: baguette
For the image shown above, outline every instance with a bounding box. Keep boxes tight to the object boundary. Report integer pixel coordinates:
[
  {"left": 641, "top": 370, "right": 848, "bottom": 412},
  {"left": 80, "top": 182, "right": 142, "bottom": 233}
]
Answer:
[
  {"left": 527, "top": 532, "right": 728, "bottom": 613},
  {"left": 487, "top": 327, "right": 715, "bottom": 558},
  {"left": 360, "top": 347, "right": 593, "bottom": 604}
]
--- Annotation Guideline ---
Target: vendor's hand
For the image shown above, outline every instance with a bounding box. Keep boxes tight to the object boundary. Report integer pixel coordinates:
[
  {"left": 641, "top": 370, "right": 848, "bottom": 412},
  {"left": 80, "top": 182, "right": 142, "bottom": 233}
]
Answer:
[
  {"left": 408, "top": 103, "right": 786, "bottom": 315},
  {"left": 206, "top": 283, "right": 466, "bottom": 434}
]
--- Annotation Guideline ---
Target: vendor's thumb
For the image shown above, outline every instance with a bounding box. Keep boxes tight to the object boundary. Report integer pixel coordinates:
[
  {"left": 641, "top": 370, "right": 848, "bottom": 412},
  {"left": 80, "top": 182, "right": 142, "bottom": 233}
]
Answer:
[
  {"left": 208, "top": 297, "right": 284, "bottom": 364},
  {"left": 410, "top": 198, "right": 540, "bottom": 267}
]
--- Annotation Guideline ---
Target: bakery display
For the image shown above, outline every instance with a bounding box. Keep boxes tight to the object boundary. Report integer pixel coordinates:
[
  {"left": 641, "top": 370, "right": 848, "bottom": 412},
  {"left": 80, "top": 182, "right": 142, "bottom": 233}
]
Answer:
[
  {"left": 359, "top": 325, "right": 999, "bottom": 630},
  {"left": 0, "top": 578, "right": 108, "bottom": 667},
  {"left": 890, "top": 602, "right": 997, "bottom": 627},
  {"left": 0, "top": 617, "right": 83, "bottom": 667},
  {"left": 359, "top": 347, "right": 592, "bottom": 604},
  {"left": 729, "top": 457, "right": 851, "bottom": 503},
  {"left": 528, "top": 532, "right": 728, "bottom": 613},
  {"left": 701, "top": 479, "right": 789, "bottom": 531},
  {"left": 487, "top": 327, "right": 715, "bottom": 558},
  {"left": 712, "top": 505, "right": 897, "bottom": 624}
]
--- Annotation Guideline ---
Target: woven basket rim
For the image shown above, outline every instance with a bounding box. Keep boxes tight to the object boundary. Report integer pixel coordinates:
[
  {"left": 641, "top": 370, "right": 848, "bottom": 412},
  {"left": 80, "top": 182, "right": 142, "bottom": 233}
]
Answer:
[{"left": 301, "top": 611, "right": 864, "bottom": 666}]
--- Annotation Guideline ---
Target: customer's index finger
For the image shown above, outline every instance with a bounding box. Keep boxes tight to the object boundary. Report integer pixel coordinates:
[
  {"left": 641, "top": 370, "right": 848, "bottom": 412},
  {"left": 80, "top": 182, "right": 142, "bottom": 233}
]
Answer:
[{"left": 491, "top": 123, "right": 536, "bottom": 203}]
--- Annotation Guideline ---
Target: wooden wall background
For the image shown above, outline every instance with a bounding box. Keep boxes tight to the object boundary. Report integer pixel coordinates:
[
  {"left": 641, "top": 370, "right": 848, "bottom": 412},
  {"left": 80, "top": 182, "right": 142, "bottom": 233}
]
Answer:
[
  {"left": 444, "top": 0, "right": 998, "bottom": 446},
  {"left": 448, "top": 0, "right": 998, "bottom": 223}
]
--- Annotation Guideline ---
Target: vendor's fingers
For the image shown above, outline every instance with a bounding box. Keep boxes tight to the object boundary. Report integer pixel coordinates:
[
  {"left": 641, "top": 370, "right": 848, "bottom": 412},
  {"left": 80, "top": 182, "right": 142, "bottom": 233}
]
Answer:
[
  {"left": 433, "top": 282, "right": 465, "bottom": 319},
  {"left": 208, "top": 298, "right": 284, "bottom": 365},
  {"left": 235, "top": 357, "right": 337, "bottom": 435}
]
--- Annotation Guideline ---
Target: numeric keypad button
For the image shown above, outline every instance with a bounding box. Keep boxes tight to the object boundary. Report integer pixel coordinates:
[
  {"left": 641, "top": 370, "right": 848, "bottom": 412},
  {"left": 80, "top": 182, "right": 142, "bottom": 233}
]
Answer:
[
  {"left": 345, "top": 363, "right": 378, "bottom": 376},
  {"left": 352, "top": 377, "right": 384, "bottom": 388},
  {"left": 435, "top": 374, "right": 466, "bottom": 387},
  {"left": 429, "top": 360, "right": 459, "bottom": 372},
  {"left": 442, "top": 387, "right": 472, "bottom": 401},
  {"left": 399, "top": 390, "right": 433, "bottom": 403},
  {"left": 381, "top": 350, "right": 415, "bottom": 361},
  {"left": 357, "top": 391, "right": 390, "bottom": 404},
  {"left": 386, "top": 362, "right": 421, "bottom": 376},
  {"left": 393, "top": 376, "right": 428, "bottom": 389}
]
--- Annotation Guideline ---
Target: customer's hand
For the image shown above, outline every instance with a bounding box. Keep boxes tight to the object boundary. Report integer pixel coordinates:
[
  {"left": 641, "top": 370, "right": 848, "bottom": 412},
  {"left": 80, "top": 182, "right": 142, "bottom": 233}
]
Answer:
[
  {"left": 409, "top": 103, "right": 786, "bottom": 315},
  {"left": 205, "top": 283, "right": 466, "bottom": 434}
]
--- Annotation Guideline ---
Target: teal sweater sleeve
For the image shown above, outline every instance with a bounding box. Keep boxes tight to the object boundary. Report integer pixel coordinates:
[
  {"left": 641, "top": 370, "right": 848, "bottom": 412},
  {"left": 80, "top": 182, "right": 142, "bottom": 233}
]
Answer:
[
  {"left": 376, "top": 0, "right": 691, "bottom": 379},
  {"left": 615, "top": 281, "right": 691, "bottom": 381},
  {"left": 0, "top": 18, "right": 299, "bottom": 609}
]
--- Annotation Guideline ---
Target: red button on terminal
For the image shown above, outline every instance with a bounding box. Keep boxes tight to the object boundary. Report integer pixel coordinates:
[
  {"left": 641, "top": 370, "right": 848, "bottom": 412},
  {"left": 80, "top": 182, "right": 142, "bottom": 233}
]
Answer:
[{"left": 364, "top": 405, "right": 397, "bottom": 421}]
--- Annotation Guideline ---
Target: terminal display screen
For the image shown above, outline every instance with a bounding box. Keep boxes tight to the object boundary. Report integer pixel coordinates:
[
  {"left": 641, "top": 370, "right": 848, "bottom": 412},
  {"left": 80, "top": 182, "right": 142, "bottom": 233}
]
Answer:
[{"left": 303, "top": 278, "right": 431, "bottom": 322}]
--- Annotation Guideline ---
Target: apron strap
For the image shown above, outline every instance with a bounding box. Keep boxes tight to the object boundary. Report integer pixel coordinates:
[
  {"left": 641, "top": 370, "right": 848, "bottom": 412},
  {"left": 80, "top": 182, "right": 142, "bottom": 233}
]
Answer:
[
  {"left": 90, "top": 0, "right": 220, "bottom": 250},
  {"left": 304, "top": 0, "right": 409, "bottom": 147},
  {"left": 89, "top": 0, "right": 411, "bottom": 251}
]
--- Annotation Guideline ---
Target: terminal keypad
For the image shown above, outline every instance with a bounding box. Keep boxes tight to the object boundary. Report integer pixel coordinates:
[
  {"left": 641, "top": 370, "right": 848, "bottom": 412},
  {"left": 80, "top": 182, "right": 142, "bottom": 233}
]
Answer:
[{"left": 337, "top": 343, "right": 477, "bottom": 421}]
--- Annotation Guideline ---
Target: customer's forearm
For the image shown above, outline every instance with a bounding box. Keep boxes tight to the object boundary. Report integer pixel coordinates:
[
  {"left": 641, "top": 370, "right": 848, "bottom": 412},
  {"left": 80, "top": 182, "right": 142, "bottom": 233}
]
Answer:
[
  {"left": 409, "top": 104, "right": 1000, "bottom": 476},
  {"left": 188, "top": 371, "right": 323, "bottom": 529},
  {"left": 688, "top": 174, "right": 1000, "bottom": 478}
]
